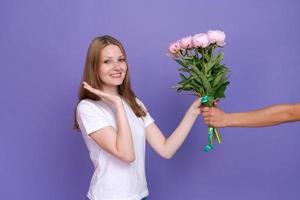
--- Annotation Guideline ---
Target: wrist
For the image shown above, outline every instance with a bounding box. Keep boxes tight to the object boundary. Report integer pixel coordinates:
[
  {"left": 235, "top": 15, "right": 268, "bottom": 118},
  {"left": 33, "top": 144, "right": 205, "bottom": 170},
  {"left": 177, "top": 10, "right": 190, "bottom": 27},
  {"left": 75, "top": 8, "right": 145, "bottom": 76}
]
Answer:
[
  {"left": 186, "top": 106, "right": 199, "bottom": 120},
  {"left": 115, "top": 101, "right": 124, "bottom": 111},
  {"left": 225, "top": 113, "right": 236, "bottom": 127}
]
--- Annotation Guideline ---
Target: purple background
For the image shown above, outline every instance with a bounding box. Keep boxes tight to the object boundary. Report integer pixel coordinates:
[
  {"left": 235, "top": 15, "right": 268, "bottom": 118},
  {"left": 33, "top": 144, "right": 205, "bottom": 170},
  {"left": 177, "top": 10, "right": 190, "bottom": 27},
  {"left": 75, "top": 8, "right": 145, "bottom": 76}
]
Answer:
[{"left": 1, "top": 0, "right": 300, "bottom": 199}]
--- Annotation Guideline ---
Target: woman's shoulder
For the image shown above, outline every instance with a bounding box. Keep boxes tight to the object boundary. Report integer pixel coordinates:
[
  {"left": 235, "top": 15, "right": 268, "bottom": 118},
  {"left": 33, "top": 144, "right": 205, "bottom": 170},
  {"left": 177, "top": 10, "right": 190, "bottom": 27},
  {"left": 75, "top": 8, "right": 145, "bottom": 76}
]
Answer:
[
  {"left": 135, "top": 96, "right": 143, "bottom": 105},
  {"left": 134, "top": 97, "right": 149, "bottom": 111},
  {"left": 77, "top": 99, "right": 96, "bottom": 107},
  {"left": 77, "top": 98, "right": 110, "bottom": 112},
  {"left": 76, "top": 99, "right": 105, "bottom": 112}
]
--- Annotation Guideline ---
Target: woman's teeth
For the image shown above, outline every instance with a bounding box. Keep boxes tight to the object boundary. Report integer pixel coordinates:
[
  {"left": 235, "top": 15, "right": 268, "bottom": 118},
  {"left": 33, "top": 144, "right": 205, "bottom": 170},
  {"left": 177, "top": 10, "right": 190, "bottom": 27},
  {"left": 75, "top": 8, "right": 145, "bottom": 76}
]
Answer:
[{"left": 110, "top": 73, "right": 121, "bottom": 77}]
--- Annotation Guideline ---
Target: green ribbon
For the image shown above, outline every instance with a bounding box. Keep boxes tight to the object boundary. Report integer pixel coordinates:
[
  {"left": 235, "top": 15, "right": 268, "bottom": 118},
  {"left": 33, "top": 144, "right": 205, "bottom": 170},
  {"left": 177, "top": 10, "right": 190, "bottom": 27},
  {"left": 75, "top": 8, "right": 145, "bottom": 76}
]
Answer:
[
  {"left": 200, "top": 96, "right": 222, "bottom": 152},
  {"left": 200, "top": 95, "right": 209, "bottom": 104},
  {"left": 204, "top": 127, "right": 214, "bottom": 152}
]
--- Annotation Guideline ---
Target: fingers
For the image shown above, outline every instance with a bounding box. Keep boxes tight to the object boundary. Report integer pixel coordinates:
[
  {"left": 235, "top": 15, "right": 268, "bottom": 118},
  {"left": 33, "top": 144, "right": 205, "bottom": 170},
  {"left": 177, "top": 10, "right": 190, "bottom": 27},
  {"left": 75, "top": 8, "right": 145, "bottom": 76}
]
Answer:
[
  {"left": 82, "top": 82, "right": 122, "bottom": 108},
  {"left": 195, "top": 108, "right": 202, "bottom": 115},
  {"left": 202, "top": 106, "right": 210, "bottom": 112},
  {"left": 83, "top": 81, "right": 92, "bottom": 91},
  {"left": 200, "top": 106, "right": 214, "bottom": 126},
  {"left": 201, "top": 106, "right": 212, "bottom": 118},
  {"left": 82, "top": 82, "right": 101, "bottom": 96},
  {"left": 83, "top": 82, "right": 95, "bottom": 92},
  {"left": 203, "top": 115, "right": 212, "bottom": 126},
  {"left": 204, "top": 120, "right": 211, "bottom": 126},
  {"left": 192, "top": 98, "right": 202, "bottom": 108}
]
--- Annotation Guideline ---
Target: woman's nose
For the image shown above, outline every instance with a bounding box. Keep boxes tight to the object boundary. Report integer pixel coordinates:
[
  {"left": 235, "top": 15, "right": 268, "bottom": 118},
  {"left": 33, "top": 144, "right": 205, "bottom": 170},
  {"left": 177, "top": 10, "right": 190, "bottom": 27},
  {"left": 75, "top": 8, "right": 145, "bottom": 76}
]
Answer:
[{"left": 112, "top": 60, "right": 121, "bottom": 69}]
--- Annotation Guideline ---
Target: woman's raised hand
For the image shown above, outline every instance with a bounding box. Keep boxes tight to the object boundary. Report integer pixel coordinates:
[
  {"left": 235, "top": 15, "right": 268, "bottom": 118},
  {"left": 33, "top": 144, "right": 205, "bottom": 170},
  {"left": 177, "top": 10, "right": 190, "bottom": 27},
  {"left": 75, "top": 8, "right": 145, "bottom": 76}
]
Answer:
[{"left": 83, "top": 82, "right": 122, "bottom": 108}]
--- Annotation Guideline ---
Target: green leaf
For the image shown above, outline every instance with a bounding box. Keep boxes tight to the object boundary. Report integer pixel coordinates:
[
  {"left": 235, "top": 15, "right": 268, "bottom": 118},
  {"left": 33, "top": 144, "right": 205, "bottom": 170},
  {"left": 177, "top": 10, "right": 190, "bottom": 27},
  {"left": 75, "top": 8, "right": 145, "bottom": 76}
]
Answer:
[
  {"left": 190, "top": 63, "right": 201, "bottom": 75},
  {"left": 175, "top": 59, "right": 188, "bottom": 68},
  {"left": 212, "top": 72, "right": 225, "bottom": 88},
  {"left": 215, "top": 81, "right": 230, "bottom": 99},
  {"left": 177, "top": 67, "right": 190, "bottom": 72},
  {"left": 182, "top": 56, "right": 194, "bottom": 61},
  {"left": 179, "top": 73, "right": 188, "bottom": 81},
  {"left": 205, "top": 59, "right": 215, "bottom": 75},
  {"left": 215, "top": 52, "right": 224, "bottom": 64},
  {"left": 203, "top": 53, "right": 210, "bottom": 62},
  {"left": 196, "top": 71, "right": 212, "bottom": 93}
]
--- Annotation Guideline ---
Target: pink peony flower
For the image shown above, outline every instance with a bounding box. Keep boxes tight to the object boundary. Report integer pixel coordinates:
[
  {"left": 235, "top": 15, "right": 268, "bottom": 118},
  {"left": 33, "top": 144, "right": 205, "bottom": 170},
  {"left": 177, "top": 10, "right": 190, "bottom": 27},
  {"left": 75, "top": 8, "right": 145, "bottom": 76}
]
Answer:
[
  {"left": 168, "top": 41, "right": 181, "bottom": 56},
  {"left": 179, "top": 36, "right": 193, "bottom": 49},
  {"left": 192, "top": 33, "right": 210, "bottom": 48},
  {"left": 207, "top": 30, "right": 226, "bottom": 46}
]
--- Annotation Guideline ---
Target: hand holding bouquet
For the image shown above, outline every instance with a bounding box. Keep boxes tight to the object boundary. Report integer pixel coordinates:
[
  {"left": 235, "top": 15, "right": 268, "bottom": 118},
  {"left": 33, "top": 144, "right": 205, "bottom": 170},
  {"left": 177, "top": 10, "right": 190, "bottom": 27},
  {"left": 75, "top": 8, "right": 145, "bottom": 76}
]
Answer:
[{"left": 168, "top": 30, "right": 230, "bottom": 152}]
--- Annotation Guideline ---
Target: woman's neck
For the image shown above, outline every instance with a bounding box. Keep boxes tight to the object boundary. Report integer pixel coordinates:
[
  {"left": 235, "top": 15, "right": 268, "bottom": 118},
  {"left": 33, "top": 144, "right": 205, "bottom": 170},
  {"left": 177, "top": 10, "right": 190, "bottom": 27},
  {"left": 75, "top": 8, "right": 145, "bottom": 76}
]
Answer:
[{"left": 102, "top": 85, "right": 119, "bottom": 96}]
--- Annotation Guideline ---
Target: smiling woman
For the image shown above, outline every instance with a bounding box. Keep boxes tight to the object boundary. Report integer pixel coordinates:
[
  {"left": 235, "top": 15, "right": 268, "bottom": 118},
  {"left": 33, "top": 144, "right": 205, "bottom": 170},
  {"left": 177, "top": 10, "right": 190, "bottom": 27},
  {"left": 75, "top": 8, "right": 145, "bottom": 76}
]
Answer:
[
  {"left": 74, "top": 35, "right": 202, "bottom": 200},
  {"left": 98, "top": 45, "right": 128, "bottom": 91},
  {"left": 74, "top": 36, "right": 149, "bottom": 200},
  {"left": 74, "top": 35, "right": 146, "bottom": 123}
]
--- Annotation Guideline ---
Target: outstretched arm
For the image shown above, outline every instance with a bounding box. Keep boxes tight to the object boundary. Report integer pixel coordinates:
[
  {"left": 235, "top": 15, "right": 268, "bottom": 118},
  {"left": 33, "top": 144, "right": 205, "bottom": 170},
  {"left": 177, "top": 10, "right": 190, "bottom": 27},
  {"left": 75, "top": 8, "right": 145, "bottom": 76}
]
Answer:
[
  {"left": 202, "top": 103, "right": 300, "bottom": 128},
  {"left": 146, "top": 99, "right": 201, "bottom": 159}
]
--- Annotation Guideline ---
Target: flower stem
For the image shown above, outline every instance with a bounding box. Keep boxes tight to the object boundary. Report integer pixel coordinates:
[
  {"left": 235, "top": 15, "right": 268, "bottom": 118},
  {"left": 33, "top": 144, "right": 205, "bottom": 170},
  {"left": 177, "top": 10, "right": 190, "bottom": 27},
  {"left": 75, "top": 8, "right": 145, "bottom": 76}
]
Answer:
[{"left": 211, "top": 46, "right": 214, "bottom": 59}]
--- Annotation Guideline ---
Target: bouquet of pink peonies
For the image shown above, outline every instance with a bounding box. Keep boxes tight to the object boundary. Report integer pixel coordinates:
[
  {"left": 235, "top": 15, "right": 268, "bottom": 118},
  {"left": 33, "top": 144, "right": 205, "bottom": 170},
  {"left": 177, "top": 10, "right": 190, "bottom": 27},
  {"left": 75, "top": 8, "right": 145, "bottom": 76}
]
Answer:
[{"left": 168, "top": 30, "right": 230, "bottom": 152}]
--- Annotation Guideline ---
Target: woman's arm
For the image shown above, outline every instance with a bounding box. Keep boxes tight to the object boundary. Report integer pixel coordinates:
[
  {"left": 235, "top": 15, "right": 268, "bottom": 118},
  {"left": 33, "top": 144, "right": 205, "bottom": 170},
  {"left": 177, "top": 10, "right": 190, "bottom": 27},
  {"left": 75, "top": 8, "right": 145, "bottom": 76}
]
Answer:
[
  {"left": 83, "top": 82, "right": 135, "bottom": 163},
  {"left": 202, "top": 103, "right": 300, "bottom": 128},
  {"left": 146, "top": 99, "right": 201, "bottom": 159}
]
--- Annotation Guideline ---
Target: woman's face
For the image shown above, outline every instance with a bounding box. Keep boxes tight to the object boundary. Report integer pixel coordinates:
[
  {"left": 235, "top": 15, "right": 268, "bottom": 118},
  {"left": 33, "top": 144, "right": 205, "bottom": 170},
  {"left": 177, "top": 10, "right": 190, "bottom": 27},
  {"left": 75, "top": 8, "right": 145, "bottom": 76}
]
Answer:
[{"left": 99, "top": 44, "right": 127, "bottom": 88}]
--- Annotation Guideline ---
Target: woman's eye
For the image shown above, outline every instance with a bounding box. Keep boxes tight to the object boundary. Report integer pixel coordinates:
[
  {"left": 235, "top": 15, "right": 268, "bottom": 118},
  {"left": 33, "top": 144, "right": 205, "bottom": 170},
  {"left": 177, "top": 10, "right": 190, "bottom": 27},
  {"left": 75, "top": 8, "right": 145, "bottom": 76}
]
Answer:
[
  {"left": 104, "top": 60, "right": 111, "bottom": 64},
  {"left": 119, "top": 58, "right": 126, "bottom": 62}
]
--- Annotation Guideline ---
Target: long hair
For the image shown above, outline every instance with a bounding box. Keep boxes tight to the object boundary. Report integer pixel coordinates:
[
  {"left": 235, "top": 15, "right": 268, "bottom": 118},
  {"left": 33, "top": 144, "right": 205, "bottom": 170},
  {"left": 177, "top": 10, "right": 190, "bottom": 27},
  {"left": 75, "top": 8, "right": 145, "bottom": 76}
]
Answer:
[{"left": 74, "top": 35, "right": 146, "bottom": 130}]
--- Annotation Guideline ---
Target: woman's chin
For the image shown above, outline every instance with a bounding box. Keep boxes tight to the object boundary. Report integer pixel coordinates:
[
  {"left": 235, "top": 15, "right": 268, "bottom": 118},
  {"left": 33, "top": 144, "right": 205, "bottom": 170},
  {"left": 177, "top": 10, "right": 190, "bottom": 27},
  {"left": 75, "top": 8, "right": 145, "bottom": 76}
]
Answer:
[{"left": 107, "top": 81, "right": 124, "bottom": 86}]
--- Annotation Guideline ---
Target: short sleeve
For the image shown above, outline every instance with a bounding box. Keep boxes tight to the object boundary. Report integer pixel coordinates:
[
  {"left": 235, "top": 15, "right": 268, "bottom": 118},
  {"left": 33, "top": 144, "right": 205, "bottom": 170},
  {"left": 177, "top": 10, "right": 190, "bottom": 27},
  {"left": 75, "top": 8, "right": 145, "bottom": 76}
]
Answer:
[
  {"left": 76, "top": 100, "right": 110, "bottom": 135},
  {"left": 136, "top": 98, "right": 155, "bottom": 127}
]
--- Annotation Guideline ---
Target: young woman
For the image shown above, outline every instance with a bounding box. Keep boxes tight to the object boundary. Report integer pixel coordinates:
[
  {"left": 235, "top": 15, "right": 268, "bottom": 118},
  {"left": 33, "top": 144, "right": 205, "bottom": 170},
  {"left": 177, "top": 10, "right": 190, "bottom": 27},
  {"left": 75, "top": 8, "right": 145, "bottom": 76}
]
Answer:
[{"left": 74, "top": 35, "right": 201, "bottom": 200}]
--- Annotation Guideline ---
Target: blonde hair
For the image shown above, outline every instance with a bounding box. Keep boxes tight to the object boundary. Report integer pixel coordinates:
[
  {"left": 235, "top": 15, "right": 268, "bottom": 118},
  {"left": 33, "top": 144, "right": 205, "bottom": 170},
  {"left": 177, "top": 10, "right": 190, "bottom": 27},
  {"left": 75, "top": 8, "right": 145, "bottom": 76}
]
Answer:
[{"left": 74, "top": 35, "right": 146, "bottom": 129}]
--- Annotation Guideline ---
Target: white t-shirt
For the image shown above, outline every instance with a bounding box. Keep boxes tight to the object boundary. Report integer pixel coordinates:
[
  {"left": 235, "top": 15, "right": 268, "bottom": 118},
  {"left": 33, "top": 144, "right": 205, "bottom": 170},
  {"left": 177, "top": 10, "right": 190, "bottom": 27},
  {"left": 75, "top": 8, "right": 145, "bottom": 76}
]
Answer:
[{"left": 76, "top": 98, "right": 154, "bottom": 200}]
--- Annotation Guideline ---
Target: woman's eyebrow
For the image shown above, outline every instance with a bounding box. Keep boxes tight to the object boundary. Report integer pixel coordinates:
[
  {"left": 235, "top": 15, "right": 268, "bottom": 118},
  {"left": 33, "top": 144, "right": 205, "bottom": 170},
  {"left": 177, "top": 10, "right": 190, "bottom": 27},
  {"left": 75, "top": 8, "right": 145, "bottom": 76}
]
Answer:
[{"left": 102, "top": 55, "right": 125, "bottom": 59}]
